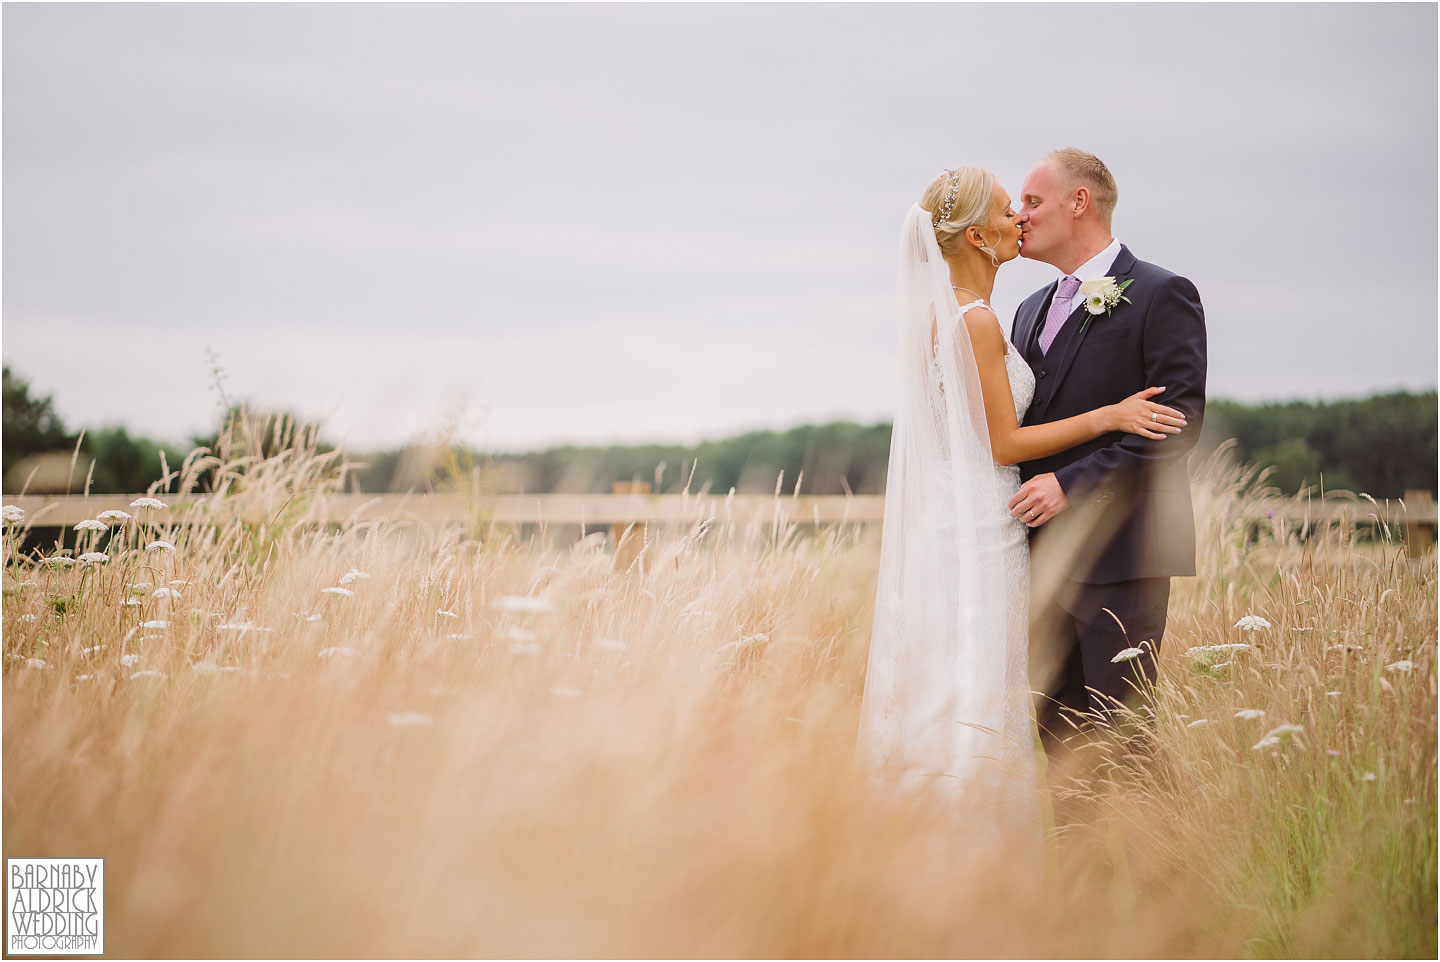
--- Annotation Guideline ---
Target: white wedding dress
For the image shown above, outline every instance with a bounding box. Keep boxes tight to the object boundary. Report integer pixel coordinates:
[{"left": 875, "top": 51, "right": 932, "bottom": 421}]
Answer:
[{"left": 857, "top": 205, "right": 1039, "bottom": 823}]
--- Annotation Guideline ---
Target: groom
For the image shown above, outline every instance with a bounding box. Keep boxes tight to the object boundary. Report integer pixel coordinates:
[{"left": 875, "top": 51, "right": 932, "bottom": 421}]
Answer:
[{"left": 1007, "top": 149, "right": 1207, "bottom": 756}]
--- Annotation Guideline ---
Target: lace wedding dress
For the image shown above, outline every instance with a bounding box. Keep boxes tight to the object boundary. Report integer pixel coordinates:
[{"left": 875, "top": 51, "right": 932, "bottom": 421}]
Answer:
[{"left": 857, "top": 205, "right": 1039, "bottom": 822}]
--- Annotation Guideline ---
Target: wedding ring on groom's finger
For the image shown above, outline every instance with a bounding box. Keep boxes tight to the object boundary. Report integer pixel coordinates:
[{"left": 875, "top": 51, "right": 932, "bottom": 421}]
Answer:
[{"left": 1152, "top": 411, "right": 1159, "bottom": 421}]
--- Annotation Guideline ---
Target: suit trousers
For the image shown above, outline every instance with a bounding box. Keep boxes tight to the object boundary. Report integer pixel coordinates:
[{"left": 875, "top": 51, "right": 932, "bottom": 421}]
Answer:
[{"left": 1031, "top": 575, "right": 1171, "bottom": 748}]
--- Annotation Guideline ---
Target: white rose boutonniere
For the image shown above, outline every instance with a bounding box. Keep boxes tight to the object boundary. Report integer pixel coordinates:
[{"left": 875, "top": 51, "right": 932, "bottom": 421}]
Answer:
[{"left": 1076, "top": 276, "right": 1134, "bottom": 334}]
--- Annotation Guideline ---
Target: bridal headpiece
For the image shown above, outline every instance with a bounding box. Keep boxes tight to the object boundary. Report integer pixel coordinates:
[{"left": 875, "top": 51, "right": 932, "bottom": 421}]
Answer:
[{"left": 933, "top": 168, "right": 960, "bottom": 226}]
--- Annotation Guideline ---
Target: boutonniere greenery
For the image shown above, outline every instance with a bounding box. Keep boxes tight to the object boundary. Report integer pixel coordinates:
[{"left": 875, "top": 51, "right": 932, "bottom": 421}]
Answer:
[{"left": 1077, "top": 276, "right": 1134, "bottom": 335}]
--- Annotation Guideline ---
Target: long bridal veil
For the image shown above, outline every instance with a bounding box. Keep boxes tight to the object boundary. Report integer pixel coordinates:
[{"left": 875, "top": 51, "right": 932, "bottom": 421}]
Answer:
[{"left": 857, "top": 203, "right": 1033, "bottom": 807}]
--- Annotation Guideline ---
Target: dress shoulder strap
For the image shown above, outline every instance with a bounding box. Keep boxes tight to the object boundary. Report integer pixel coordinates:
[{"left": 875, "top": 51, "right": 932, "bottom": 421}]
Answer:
[{"left": 956, "top": 298, "right": 990, "bottom": 316}]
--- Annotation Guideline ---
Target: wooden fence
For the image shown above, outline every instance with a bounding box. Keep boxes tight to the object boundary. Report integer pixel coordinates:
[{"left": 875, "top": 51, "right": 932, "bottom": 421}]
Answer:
[{"left": 6, "top": 489, "right": 1435, "bottom": 544}]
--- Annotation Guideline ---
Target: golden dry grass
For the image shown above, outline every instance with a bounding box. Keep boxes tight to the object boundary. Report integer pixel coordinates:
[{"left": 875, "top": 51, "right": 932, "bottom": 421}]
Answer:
[{"left": 3, "top": 426, "right": 1435, "bottom": 959}]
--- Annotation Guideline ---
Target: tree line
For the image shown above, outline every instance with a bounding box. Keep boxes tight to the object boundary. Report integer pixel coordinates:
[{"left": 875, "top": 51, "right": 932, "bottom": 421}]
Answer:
[{"left": 3, "top": 365, "right": 1435, "bottom": 500}]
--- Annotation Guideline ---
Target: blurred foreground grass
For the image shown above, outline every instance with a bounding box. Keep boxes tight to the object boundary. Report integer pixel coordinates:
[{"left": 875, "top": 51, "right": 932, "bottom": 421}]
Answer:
[{"left": 2, "top": 424, "right": 1434, "bottom": 958}]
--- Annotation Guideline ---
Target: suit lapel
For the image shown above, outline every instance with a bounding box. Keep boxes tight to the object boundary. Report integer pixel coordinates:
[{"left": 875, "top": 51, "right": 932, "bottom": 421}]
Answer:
[{"left": 1046, "top": 245, "right": 1138, "bottom": 394}]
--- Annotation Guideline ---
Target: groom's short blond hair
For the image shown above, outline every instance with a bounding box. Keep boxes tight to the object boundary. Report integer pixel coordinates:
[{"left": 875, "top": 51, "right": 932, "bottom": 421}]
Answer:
[{"left": 1047, "top": 148, "right": 1118, "bottom": 224}]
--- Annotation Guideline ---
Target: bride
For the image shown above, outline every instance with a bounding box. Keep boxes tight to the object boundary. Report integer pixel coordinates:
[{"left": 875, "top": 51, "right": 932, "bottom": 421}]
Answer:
[{"left": 856, "top": 167, "right": 1185, "bottom": 805}]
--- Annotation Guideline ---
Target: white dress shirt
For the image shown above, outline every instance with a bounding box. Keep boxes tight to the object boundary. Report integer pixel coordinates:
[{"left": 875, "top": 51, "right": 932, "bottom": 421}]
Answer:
[{"left": 1056, "top": 237, "right": 1123, "bottom": 316}]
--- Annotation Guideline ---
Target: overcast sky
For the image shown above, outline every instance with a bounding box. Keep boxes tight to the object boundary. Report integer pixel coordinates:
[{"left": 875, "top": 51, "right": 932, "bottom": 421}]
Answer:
[{"left": 4, "top": 3, "right": 1436, "bottom": 453}]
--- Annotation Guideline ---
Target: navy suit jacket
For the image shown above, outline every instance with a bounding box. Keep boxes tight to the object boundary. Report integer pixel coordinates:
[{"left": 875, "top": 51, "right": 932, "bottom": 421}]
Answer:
[{"left": 1011, "top": 245, "right": 1207, "bottom": 583}]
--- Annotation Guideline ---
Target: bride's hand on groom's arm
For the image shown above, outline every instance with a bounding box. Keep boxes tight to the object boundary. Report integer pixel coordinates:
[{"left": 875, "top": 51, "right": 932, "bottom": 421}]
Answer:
[
  {"left": 1008, "top": 473, "right": 1068, "bottom": 528},
  {"left": 1106, "top": 386, "right": 1188, "bottom": 440}
]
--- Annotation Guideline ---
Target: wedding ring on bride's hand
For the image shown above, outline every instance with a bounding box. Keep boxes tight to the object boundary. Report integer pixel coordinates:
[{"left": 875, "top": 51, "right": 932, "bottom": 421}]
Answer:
[{"left": 1151, "top": 411, "right": 1159, "bottom": 421}]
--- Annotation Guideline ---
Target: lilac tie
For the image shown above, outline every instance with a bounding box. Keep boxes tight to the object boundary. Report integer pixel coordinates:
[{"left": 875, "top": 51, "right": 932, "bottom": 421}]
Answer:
[{"left": 1038, "top": 275, "right": 1082, "bottom": 355}]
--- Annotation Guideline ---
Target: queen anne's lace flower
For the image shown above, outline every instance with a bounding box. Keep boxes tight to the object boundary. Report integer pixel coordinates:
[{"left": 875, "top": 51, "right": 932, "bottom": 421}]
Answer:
[
  {"left": 97, "top": 510, "right": 132, "bottom": 523},
  {"left": 75, "top": 520, "right": 107, "bottom": 533},
  {"left": 77, "top": 552, "right": 109, "bottom": 564},
  {"left": 338, "top": 570, "right": 370, "bottom": 585},
  {"left": 43, "top": 556, "right": 76, "bottom": 567},
  {"left": 1385, "top": 660, "right": 1415, "bottom": 672},
  {"left": 494, "top": 596, "right": 556, "bottom": 615},
  {"left": 1111, "top": 647, "right": 1145, "bottom": 663},
  {"left": 151, "top": 587, "right": 180, "bottom": 600},
  {"left": 1234, "top": 615, "right": 1272, "bottom": 630},
  {"left": 120, "top": 654, "right": 140, "bottom": 668},
  {"left": 147, "top": 541, "right": 176, "bottom": 552},
  {"left": 1235, "top": 708, "right": 1267, "bottom": 720},
  {"left": 129, "top": 497, "right": 168, "bottom": 510},
  {"left": 2, "top": 505, "right": 24, "bottom": 523},
  {"left": 141, "top": 620, "right": 168, "bottom": 630},
  {"left": 322, "top": 587, "right": 354, "bottom": 598}
]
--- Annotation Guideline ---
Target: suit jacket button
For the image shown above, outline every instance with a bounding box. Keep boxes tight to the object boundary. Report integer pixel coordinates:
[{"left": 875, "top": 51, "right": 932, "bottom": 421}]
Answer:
[{"left": 1038, "top": 370, "right": 1047, "bottom": 378}]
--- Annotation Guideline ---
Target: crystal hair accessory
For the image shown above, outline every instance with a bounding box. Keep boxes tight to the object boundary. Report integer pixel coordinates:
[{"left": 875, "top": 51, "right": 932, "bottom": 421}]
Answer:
[{"left": 934, "top": 168, "right": 960, "bottom": 226}]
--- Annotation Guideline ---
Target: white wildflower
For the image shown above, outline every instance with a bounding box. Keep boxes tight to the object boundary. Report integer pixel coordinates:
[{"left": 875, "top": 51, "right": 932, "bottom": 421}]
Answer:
[
  {"left": 129, "top": 670, "right": 165, "bottom": 681},
  {"left": 123, "top": 598, "right": 142, "bottom": 607},
  {"left": 1234, "top": 615, "right": 1272, "bottom": 630},
  {"left": 1187, "top": 643, "right": 1252, "bottom": 657},
  {"left": 504, "top": 627, "right": 537, "bottom": 645},
  {"left": 1361, "top": 772, "right": 1377, "bottom": 782},
  {"left": 129, "top": 497, "right": 168, "bottom": 510},
  {"left": 141, "top": 620, "right": 168, "bottom": 630},
  {"left": 386, "top": 711, "right": 434, "bottom": 727},
  {"left": 77, "top": 552, "right": 108, "bottom": 564},
  {"left": 1111, "top": 647, "right": 1145, "bottom": 664},
  {"left": 74, "top": 520, "right": 107, "bottom": 533},
  {"left": 550, "top": 686, "right": 582, "bottom": 699},
  {"left": 81, "top": 646, "right": 106, "bottom": 656},
  {"left": 119, "top": 654, "right": 140, "bottom": 667},
  {"left": 151, "top": 587, "right": 180, "bottom": 600},
  {"left": 317, "top": 646, "right": 360, "bottom": 659},
  {"left": 146, "top": 540, "right": 176, "bottom": 552},
  {"left": 25, "top": 658, "right": 51, "bottom": 669},
  {"left": 17, "top": 613, "right": 37, "bottom": 624},
  {"left": 437, "top": 608, "right": 460, "bottom": 619},
  {"left": 493, "top": 595, "right": 556, "bottom": 615},
  {"left": 128, "top": 582, "right": 152, "bottom": 593},
  {"left": 1253, "top": 736, "right": 1281, "bottom": 751},
  {"left": 1385, "top": 660, "right": 1415, "bottom": 673},
  {"left": 168, "top": 580, "right": 192, "bottom": 587},
  {"left": 1186, "top": 719, "right": 1211, "bottom": 728},
  {"left": 592, "top": 638, "right": 628, "bottom": 651},
  {"left": 43, "top": 557, "right": 75, "bottom": 567},
  {"left": 321, "top": 587, "right": 354, "bottom": 598},
  {"left": 73, "top": 674, "right": 94, "bottom": 682},
  {"left": 96, "top": 510, "right": 131, "bottom": 523},
  {"left": 1, "top": 505, "right": 24, "bottom": 523},
  {"left": 218, "top": 622, "right": 272, "bottom": 634},
  {"left": 1234, "top": 708, "right": 1267, "bottom": 720},
  {"left": 338, "top": 569, "right": 370, "bottom": 585}
]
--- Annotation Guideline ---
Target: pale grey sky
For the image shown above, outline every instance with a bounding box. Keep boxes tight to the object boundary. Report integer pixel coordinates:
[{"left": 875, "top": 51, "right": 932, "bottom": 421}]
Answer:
[{"left": 4, "top": 3, "right": 1436, "bottom": 452}]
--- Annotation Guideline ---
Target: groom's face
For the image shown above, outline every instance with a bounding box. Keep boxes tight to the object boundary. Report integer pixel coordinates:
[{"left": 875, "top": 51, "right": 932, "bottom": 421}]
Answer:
[{"left": 1016, "top": 161, "right": 1069, "bottom": 265}]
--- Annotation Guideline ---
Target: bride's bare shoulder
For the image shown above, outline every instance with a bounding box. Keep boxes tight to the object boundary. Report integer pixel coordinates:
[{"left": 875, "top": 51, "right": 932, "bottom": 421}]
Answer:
[{"left": 958, "top": 304, "right": 1005, "bottom": 356}]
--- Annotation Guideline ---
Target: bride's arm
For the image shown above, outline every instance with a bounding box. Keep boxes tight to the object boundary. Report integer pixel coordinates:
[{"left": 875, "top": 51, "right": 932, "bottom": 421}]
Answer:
[{"left": 960, "top": 308, "right": 1186, "bottom": 467}]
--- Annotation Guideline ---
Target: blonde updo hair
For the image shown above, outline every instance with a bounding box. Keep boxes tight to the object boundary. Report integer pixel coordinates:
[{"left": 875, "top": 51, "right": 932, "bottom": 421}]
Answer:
[{"left": 920, "top": 166, "right": 1000, "bottom": 266}]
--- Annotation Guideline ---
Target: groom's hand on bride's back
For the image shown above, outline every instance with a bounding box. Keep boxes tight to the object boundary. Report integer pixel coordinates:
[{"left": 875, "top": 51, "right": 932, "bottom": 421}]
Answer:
[{"left": 1009, "top": 473, "right": 1069, "bottom": 527}]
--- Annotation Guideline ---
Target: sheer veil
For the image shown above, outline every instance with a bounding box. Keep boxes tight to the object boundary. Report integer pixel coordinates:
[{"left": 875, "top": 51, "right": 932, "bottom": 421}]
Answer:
[{"left": 857, "top": 202, "right": 1029, "bottom": 800}]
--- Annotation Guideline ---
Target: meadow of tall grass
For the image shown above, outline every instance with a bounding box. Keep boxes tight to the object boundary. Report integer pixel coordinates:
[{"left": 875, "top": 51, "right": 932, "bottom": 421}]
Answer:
[{"left": 3, "top": 417, "right": 1435, "bottom": 958}]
